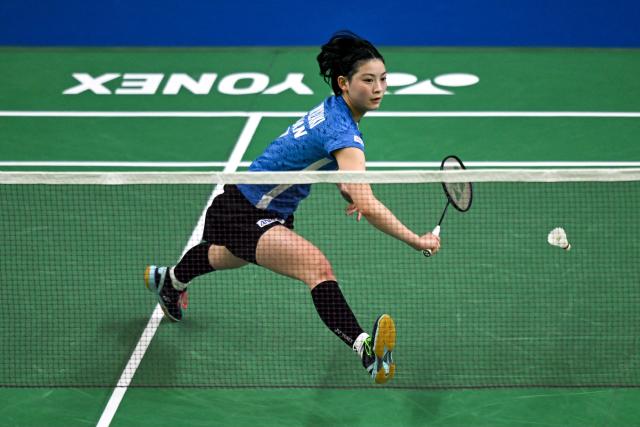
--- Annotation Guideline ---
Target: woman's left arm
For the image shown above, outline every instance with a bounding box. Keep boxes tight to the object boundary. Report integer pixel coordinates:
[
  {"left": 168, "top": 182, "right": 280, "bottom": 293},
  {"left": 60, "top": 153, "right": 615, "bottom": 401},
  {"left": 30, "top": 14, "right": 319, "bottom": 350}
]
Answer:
[{"left": 333, "top": 147, "right": 440, "bottom": 253}]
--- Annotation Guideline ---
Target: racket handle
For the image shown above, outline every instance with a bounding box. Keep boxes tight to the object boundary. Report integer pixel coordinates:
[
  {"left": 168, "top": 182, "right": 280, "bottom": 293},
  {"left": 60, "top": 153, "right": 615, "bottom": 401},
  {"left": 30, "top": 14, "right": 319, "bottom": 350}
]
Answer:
[{"left": 423, "top": 225, "right": 441, "bottom": 257}]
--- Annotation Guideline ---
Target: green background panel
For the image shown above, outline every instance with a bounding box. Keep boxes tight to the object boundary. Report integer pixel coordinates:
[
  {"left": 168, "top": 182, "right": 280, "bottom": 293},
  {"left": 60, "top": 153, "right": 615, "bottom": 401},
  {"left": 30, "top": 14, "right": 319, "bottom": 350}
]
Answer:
[
  {"left": 360, "top": 117, "right": 640, "bottom": 162},
  {"left": 1, "top": 48, "right": 639, "bottom": 111},
  {"left": 0, "top": 117, "right": 245, "bottom": 163},
  {"left": 245, "top": 116, "right": 640, "bottom": 163}
]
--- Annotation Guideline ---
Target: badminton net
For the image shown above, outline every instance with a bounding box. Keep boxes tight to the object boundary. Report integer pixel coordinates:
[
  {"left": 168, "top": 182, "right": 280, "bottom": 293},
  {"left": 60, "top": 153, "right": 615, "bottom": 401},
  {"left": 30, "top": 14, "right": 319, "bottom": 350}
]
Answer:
[{"left": 1, "top": 169, "right": 639, "bottom": 388}]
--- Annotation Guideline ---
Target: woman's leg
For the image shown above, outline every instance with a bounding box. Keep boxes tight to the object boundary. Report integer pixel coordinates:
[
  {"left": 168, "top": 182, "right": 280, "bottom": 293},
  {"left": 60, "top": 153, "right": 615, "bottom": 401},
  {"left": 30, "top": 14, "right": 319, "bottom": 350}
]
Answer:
[
  {"left": 208, "top": 244, "right": 249, "bottom": 270},
  {"left": 171, "top": 242, "right": 247, "bottom": 286},
  {"left": 255, "top": 225, "right": 335, "bottom": 289},
  {"left": 255, "top": 225, "right": 366, "bottom": 349}
]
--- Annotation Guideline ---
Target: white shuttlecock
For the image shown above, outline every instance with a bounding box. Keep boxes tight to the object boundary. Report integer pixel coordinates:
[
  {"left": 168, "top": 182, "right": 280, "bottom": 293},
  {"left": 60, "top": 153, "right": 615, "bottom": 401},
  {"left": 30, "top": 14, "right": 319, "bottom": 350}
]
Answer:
[{"left": 547, "top": 227, "right": 571, "bottom": 251}]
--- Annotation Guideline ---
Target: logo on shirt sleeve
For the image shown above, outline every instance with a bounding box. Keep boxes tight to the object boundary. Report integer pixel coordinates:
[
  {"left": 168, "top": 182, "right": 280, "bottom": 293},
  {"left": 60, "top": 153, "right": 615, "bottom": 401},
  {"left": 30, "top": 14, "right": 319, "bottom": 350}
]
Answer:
[{"left": 353, "top": 135, "right": 364, "bottom": 146}]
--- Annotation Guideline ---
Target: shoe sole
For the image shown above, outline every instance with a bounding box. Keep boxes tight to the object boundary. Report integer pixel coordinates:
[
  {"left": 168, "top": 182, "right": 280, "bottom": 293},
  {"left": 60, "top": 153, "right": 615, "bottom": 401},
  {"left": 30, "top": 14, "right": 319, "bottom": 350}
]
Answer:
[
  {"left": 373, "top": 314, "right": 396, "bottom": 384},
  {"left": 144, "top": 265, "right": 155, "bottom": 291},
  {"left": 144, "top": 265, "right": 180, "bottom": 322}
]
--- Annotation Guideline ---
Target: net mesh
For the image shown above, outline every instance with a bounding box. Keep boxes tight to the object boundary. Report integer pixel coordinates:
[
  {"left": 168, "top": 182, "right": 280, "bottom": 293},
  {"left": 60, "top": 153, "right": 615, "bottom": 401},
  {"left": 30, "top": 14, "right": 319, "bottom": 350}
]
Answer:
[{"left": 2, "top": 170, "right": 640, "bottom": 388}]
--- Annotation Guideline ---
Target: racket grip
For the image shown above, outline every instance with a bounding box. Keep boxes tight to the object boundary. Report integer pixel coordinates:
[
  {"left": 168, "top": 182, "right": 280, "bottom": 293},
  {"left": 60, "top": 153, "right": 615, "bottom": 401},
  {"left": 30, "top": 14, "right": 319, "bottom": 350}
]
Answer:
[{"left": 423, "top": 225, "right": 441, "bottom": 257}]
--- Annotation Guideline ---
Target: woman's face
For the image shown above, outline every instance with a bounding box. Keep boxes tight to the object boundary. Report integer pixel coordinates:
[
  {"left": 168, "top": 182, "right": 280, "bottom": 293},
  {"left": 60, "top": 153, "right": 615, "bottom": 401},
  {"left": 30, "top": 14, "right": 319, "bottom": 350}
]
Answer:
[{"left": 339, "top": 58, "right": 387, "bottom": 116}]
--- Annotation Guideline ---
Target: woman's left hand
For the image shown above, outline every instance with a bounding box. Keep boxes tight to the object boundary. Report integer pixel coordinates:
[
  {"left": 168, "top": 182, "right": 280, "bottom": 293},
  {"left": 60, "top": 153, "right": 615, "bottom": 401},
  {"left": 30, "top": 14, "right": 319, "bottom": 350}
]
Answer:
[{"left": 346, "top": 203, "right": 363, "bottom": 221}]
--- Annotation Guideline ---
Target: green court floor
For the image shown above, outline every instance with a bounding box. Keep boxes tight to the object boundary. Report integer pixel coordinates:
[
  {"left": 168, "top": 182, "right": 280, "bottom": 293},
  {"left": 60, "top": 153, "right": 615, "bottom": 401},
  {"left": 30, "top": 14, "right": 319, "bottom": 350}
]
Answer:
[{"left": 1, "top": 47, "right": 639, "bottom": 426}]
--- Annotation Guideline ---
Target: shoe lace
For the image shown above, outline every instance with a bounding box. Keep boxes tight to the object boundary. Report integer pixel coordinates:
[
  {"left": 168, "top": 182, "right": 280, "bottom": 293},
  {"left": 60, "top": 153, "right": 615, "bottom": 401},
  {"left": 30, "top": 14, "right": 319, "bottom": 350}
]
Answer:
[{"left": 363, "top": 337, "right": 373, "bottom": 357}]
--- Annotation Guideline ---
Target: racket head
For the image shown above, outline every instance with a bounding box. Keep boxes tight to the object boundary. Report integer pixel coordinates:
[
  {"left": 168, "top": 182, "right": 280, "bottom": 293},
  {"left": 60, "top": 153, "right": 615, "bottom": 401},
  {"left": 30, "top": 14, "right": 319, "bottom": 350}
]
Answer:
[{"left": 440, "top": 155, "right": 473, "bottom": 212}]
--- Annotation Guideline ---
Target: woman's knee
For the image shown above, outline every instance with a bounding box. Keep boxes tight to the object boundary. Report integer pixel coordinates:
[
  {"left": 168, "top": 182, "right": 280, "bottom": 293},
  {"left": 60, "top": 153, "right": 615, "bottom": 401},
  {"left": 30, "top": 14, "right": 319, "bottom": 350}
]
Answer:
[
  {"left": 305, "top": 257, "right": 336, "bottom": 288},
  {"left": 208, "top": 244, "right": 248, "bottom": 270}
]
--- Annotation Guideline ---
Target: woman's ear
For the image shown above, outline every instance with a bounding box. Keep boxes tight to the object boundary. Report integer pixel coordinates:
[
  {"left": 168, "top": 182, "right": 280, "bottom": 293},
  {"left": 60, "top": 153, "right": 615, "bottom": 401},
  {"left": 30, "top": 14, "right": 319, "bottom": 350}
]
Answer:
[{"left": 337, "top": 75, "right": 348, "bottom": 93}]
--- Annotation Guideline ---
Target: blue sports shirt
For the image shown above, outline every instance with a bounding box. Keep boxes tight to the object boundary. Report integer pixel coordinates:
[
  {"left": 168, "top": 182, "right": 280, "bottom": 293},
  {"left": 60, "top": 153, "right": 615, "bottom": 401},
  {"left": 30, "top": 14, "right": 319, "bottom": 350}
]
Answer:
[{"left": 238, "top": 95, "right": 365, "bottom": 218}]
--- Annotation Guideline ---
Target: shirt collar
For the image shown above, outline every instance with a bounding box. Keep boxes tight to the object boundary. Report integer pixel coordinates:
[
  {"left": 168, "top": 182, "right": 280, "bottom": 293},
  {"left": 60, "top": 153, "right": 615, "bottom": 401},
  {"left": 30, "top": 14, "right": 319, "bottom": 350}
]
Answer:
[{"left": 334, "top": 95, "right": 360, "bottom": 129}]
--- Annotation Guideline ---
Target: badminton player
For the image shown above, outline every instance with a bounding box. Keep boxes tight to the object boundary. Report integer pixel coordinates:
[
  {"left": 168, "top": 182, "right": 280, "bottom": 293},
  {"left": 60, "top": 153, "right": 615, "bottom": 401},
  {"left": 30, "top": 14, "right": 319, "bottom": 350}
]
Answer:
[{"left": 145, "top": 31, "right": 440, "bottom": 384}]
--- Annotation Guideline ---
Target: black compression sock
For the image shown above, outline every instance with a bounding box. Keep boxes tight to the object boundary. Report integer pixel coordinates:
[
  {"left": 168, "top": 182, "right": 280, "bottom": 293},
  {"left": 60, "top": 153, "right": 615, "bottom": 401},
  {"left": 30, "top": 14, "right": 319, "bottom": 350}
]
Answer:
[
  {"left": 173, "top": 242, "right": 215, "bottom": 284},
  {"left": 311, "top": 280, "right": 365, "bottom": 348}
]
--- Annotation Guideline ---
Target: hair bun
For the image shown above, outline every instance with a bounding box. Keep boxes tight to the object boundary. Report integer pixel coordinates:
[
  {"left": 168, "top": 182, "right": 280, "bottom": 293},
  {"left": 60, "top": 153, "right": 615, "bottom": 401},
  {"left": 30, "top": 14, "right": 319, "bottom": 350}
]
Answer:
[{"left": 317, "top": 31, "right": 384, "bottom": 96}]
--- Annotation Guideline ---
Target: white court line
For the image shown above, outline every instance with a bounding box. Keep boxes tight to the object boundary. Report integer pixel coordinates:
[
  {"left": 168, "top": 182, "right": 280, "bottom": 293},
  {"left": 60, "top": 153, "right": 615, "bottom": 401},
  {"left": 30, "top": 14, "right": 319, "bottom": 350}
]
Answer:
[
  {"left": 1, "top": 110, "right": 640, "bottom": 118},
  {"left": 96, "top": 114, "right": 261, "bottom": 427},
  {"left": 3, "top": 161, "right": 640, "bottom": 168}
]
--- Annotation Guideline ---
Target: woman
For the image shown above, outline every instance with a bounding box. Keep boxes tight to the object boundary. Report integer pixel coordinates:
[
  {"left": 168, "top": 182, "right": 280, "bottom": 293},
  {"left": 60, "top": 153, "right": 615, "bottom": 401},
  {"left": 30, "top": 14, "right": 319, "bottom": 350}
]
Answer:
[{"left": 145, "top": 31, "right": 440, "bottom": 384}]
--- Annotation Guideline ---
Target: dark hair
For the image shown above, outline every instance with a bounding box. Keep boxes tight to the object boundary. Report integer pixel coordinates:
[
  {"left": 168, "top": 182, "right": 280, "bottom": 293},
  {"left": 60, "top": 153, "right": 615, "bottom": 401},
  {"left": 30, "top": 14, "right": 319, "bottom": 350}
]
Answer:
[{"left": 317, "top": 30, "right": 385, "bottom": 96}]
